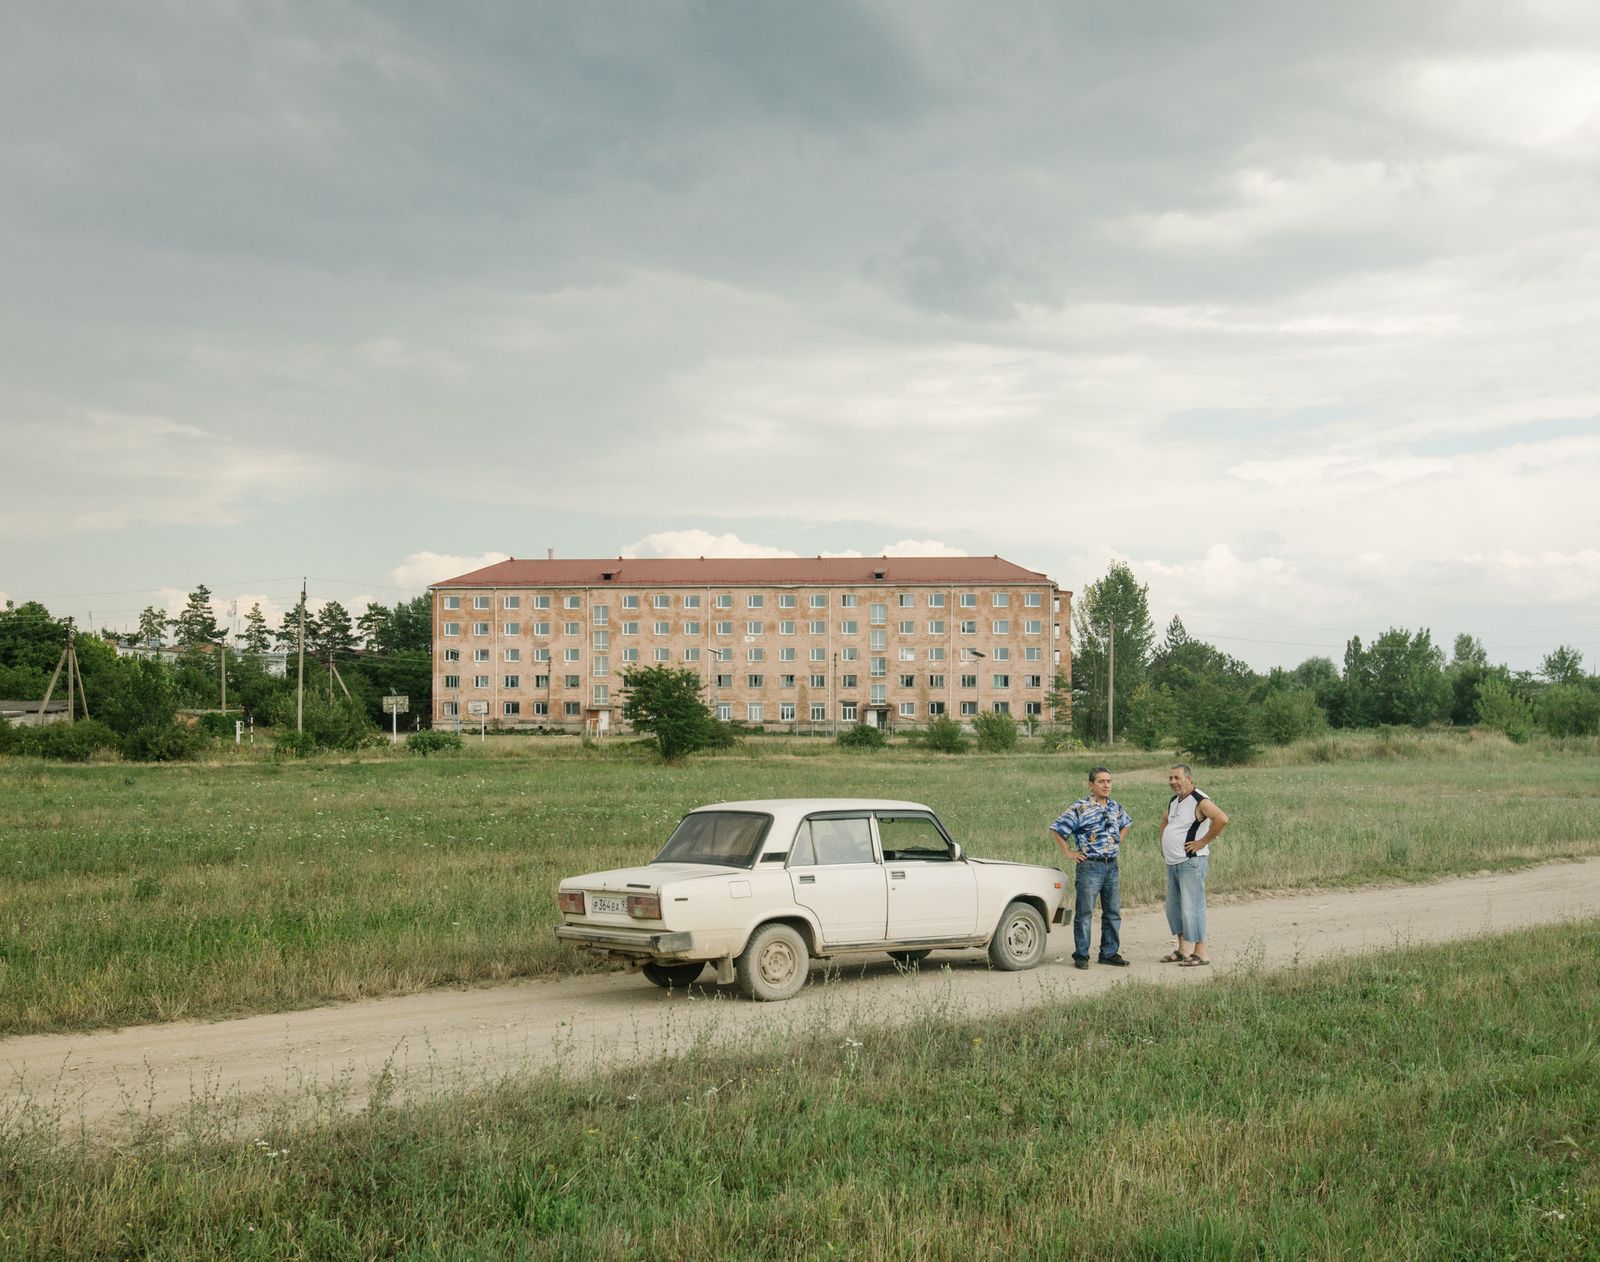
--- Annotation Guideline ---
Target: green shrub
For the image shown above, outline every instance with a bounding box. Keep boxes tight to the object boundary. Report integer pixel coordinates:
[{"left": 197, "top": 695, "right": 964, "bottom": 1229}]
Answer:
[
  {"left": 922, "top": 714, "right": 968, "bottom": 754},
  {"left": 273, "top": 730, "right": 319, "bottom": 759},
  {"left": 1177, "top": 685, "right": 1257, "bottom": 765},
  {"left": 192, "top": 711, "right": 239, "bottom": 738},
  {"left": 406, "top": 729, "right": 464, "bottom": 756},
  {"left": 971, "top": 710, "right": 1018, "bottom": 753},
  {"left": 836, "top": 722, "right": 887, "bottom": 750},
  {"left": 1475, "top": 676, "right": 1532, "bottom": 743},
  {"left": 1041, "top": 728, "right": 1082, "bottom": 753},
  {"left": 1256, "top": 686, "right": 1327, "bottom": 745},
  {"left": 9, "top": 719, "right": 120, "bottom": 762},
  {"left": 1537, "top": 684, "right": 1600, "bottom": 738},
  {"left": 121, "top": 722, "right": 204, "bottom": 762}
]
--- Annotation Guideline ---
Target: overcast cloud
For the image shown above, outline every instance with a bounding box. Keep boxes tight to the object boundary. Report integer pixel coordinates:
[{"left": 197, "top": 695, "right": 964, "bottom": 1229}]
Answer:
[{"left": 2, "top": 1, "right": 1596, "bottom": 668}]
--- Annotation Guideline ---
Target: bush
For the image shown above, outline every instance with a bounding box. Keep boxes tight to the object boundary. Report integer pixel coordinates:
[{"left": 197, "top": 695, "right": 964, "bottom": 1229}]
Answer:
[
  {"left": 122, "top": 722, "right": 205, "bottom": 762},
  {"left": 1177, "top": 686, "right": 1257, "bottom": 766},
  {"left": 971, "top": 710, "right": 1018, "bottom": 753},
  {"left": 1475, "top": 676, "right": 1533, "bottom": 743},
  {"left": 836, "top": 722, "right": 887, "bottom": 750},
  {"left": 1537, "top": 684, "right": 1600, "bottom": 738},
  {"left": 192, "top": 711, "right": 239, "bottom": 738},
  {"left": 922, "top": 714, "right": 968, "bottom": 754},
  {"left": 406, "top": 729, "right": 464, "bottom": 756},
  {"left": 620, "top": 665, "right": 720, "bottom": 762},
  {"left": 1041, "top": 728, "right": 1082, "bottom": 754},
  {"left": 6, "top": 719, "right": 120, "bottom": 762},
  {"left": 273, "top": 730, "right": 319, "bottom": 759},
  {"left": 1256, "top": 687, "right": 1327, "bottom": 746}
]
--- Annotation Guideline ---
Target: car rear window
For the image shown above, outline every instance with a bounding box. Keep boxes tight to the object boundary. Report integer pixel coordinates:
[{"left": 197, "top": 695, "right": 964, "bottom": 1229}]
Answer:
[{"left": 654, "top": 811, "right": 773, "bottom": 867}]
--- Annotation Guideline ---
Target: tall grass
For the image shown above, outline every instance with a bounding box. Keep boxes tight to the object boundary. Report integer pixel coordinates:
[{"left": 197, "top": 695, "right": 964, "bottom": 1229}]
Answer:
[
  {"left": 5, "top": 920, "right": 1597, "bottom": 1260},
  {"left": 2, "top": 732, "right": 1598, "bottom": 1034}
]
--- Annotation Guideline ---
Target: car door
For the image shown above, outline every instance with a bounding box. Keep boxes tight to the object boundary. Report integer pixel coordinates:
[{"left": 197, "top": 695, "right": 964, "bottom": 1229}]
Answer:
[
  {"left": 787, "top": 813, "right": 888, "bottom": 944},
  {"left": 878, "top": 812, "right": 978, "bottom": 940}
]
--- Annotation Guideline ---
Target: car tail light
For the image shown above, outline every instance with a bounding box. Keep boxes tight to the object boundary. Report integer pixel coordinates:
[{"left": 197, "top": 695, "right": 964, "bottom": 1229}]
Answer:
[
  {"left": 557, "top": 891, "right": 586, "bottom": 916},
  {"left": 627, "top": 893, "right": 662, "bottom": 920}
]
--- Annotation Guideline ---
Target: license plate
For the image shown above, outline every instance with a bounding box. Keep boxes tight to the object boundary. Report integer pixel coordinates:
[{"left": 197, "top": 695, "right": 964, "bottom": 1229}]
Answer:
[{"left": 589, "top": 894, "right": 627, "bottom": 915}]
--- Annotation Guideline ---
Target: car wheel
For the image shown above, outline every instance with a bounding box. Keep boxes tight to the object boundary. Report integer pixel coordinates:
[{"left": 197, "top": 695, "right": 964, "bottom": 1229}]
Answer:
[
  {"left": 641, "top": 961, "right": 706, "bottom": 990},
  {"left": 735, "top": 923, "right": 809, "bottom": 1001},
  {"left": 988, "top": 901, "right": 1047, "bottom": 971},
  {"left": 887, "top": 949, "right": 932, "bottom": 967}
]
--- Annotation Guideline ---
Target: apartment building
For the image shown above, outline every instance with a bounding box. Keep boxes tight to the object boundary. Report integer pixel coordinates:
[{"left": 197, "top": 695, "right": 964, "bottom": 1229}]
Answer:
[{"left": 428, "top": 556, "right": 1067, "bottom": 733}]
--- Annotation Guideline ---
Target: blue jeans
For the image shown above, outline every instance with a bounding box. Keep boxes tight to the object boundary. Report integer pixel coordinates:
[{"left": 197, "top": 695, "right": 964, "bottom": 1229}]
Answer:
[
  {"left": 1165, "top": 855, "right": 1208, "bottom": 944},
  {"left": 1073, "top": 859, "right": 1121, "bottom": 960}
]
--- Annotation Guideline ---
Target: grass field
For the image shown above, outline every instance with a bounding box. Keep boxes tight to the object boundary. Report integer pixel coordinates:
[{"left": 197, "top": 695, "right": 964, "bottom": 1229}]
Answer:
[
  {"left": 2, "top": 729, "right": 1598, "bottom": 1035},
  {"left": 4, "top": 919, "right": 1596, "bottom": 1260}
]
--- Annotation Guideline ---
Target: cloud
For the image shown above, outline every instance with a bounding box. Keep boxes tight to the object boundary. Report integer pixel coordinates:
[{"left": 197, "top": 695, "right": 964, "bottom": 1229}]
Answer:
[
  {"left": 881, "top": 539, "right": 968, "bottom": 557},
  {"left": 391, "top": 552, "right": 510, "bottom": 589}
]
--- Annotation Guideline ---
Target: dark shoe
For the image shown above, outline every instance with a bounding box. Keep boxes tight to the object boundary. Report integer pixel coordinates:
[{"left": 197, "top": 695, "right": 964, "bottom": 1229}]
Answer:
[
  {"left": 1159, "top": 950, "right": 1186, "bottom": 963},
  {"left": 1098, "top": 954, "right": 1130, "bottom": 967},
  {"left": 1179, "top": 955, "right": 1210, "bottom": 967},
  {"left": 1073, "top": 957, "right": 1090, "bottom": 970}
]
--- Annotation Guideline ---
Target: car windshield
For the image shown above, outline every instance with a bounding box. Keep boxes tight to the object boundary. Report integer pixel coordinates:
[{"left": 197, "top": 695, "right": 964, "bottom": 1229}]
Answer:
[{"left": 654, "top": 811, "right": 773, "bottom": 868}]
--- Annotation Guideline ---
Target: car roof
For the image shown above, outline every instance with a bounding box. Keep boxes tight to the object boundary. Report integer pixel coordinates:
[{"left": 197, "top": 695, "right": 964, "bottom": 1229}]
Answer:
[{"left": 690, "top": 798, "right": 935, "bottom": 815}]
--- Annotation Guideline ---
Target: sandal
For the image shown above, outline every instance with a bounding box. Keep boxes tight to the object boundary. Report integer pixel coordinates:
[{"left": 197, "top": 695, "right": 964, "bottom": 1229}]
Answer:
[
  {"left": 1179, "top": 955, "right": 1210, "bottom": 967},
  {"left": 1159, "top": 950, "right": 1186, "bottom": 963}
]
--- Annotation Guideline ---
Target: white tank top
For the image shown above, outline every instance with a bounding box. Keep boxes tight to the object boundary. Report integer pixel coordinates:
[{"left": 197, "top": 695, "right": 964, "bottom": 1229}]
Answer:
[{"left": 1161, "top": 790, "right": 1211, "bottom": 865}]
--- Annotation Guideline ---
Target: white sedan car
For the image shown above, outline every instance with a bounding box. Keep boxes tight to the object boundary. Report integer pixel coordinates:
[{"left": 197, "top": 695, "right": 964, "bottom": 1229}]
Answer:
[{"left": 555, "top": 798, "right": 1068, "bottom": 1000}]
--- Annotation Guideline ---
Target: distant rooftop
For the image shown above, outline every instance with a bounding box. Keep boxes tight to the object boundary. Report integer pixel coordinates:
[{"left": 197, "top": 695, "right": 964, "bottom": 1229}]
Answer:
[{"left": 430, "top": 556, "right": 1058, "bottom": 590}]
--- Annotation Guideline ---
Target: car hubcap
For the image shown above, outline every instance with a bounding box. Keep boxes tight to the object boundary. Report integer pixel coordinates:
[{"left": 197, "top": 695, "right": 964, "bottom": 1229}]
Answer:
[
  {"left": 760, "top": 941, "right": 796, "bottom": 985},
  {"left": 1006, "top": 917, "right": 1037, "bottom": 958}
]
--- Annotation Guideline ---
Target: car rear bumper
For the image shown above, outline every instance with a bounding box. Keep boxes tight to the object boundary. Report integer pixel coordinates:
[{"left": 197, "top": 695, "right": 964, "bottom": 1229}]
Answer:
[{"left": 555, "top": 924, "right": 696, "bottom": 957}]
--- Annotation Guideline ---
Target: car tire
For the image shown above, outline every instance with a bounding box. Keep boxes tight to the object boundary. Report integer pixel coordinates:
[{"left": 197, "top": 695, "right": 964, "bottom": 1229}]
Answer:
[
  {"left": 641, "top": 961, "right": 706, "bottom": 990},
  {"left": 735, "top": 923, "right": 809, "bottom": 1001},
  {"left": 988, "top": 901, "right": 1047, "bottom": 971},
  {"left": 887, "top": 949, "right": 932, "bottom": 967}
]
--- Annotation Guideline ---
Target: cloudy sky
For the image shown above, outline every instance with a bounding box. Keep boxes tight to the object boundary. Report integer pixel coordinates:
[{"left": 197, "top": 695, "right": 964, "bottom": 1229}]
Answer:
[{"left": 3, "top": 0, "right": 1597, "bottom": 670}]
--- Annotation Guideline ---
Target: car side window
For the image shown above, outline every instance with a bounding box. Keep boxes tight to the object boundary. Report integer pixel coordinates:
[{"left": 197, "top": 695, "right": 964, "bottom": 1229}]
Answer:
[
  {"left": 878, "top": 814, "right": 954, "bottom": 861},
  {"left": 791, "top": 816, "right": 875, "bottom": 866}
]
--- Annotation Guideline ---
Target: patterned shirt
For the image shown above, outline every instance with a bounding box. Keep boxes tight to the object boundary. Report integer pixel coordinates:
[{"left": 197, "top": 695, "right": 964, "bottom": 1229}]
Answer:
[{"left": 1051, "top": 796, "right": 1133, "bottom": 859}]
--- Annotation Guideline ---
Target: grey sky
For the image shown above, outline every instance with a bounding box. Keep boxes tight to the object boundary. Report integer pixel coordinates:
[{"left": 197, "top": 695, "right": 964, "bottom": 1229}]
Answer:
[{"left": 2, "top": 1, "right": 1596, "bottom": 669}]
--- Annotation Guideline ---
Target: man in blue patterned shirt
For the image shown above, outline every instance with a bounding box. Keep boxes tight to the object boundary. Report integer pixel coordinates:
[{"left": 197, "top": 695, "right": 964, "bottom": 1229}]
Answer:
[{"left": 1047, "top": 767, "right": 1133, "bottom": 969}]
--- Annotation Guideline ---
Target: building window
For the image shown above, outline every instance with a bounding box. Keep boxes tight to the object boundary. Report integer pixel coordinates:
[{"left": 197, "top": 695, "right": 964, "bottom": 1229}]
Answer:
[
  {"left": 779, "top": 620, "right": 796, "bottom": 635},
  {"left": 870, "top": 685, "right": 886, "bottom": 704},
  {"left": 899, "top": 674, "right": 916, "bottom": 688},
  {"left": 473, "top": 675, "right": 490, "bottom": 688},
  {"left": 927, "top": 647, "right": 946, "bottom": 662},
  {"left": 563, "top": 675, "right": 580, "bottom": 688},
  {"left": 992, "top": 674, "right": 1010, "bottom": 688},
  {"left": 653, "top": 648, "right": 670, "bottom": 662},
  {"left": 619, "top": 621, "right": 637, "bottom": 635},
  {"left": 1025, "top": 592, "right": 1043, "bottom": 608},
  {"left": 683, "top": 594, "right": 701, "bottom": 609},
  {"left": 715, "top": 594, "right": 733, "bottom": 609},
  {"left": 593, "top": 631, "right": 610, "bottom": 650},
  {"left": 869, "top": 629, "right": 887, "bottom": 650},
  {"left": 898, "top": 593, "right": 915, "bottom": 607},
  {"left": 564, "top": 595, "right": 580, "bottom": 610},
  {"left": 747, "top": 703, "right": 764, "bottom": 721},
  {"left": 559, "top": 621, "right": 578, "bottom": 636},
  {"left": 621, "top": 647, "right": 639, "bottom": 662},
  {"left": 748, "top": 647, "right": 765, "bottom": 662},
  {"left": 810, "top": 673, "right": 827, "bottom": 688},
  {"left": 683, "top": 620, "right": 701, "bottom": 636},
  {"left": 682, "top": 647, "right": 700, "bottom": 662},
  {"left": 653, "top": 594, "right": 670, "bottom": 609},
  {"left": 869, "top": 603, "right": 887, "bottom": 625},
  {"left": 717, "top": 703, "right": 732, "bottom": 721},
  {"left": 898, "top": 620, "right": 915, "bottom": 635},
  {"left": 993, "top": 647, "right": 1010, "bottom": 662},
  {"left": 1025, "top": 675, "right": 1043, "bottom": 688},
  {"left": 653, "top": 621, "right": 670, "bottom": 635},
  {"left": 747, "top": 674, "right": 765, "bottom": 688},
  {"left": 716, "top": 673, "right": 733, "bottom": 689},
  {"left": 1023, "top": 620, "right": 1042, "bottom": 635},
  {"left": 992, "top": 700, "right": 1011, "bottom": 714},
  {"left": 779, "top": 594, "right": 797, "bottom": 609},
  {"left": 810, "top": 647, "right": 826, "bottom": 662},
  {"left": 959, "top": 594, "right": 976, "bottom": 608},
  {"left": 840, "top": 594, "right": 858, "bottom": 608},
  {"left": 780, "top": 702, "right": 796, "bottom": 721},
  {"left": 711, "top": 620, "right": 730, "bottom": 636},
  {"left": 840, "top": 646, "right": 859, "bottom": 662},
  {"left": 473, "top": 596, "right": 490, "bottom": 610},
  {"left": 898, "top": 701, "right": 916, "bottom": 718},
  {"left": 594, "top": 685, "right": 609, "bottom": 704},
  {"left": 840, "top": 673, "right": 858, "bottom": 689},
  {"left": 778, "top": 646, "right": 796, "bottom": 662},
  {"left": 929, "top": 700, "right": 946, "bottom": 716},
  {"left": 442, "top": 648, "right": 461, "bottom": 662},
  {"left": 840, "top": 702, "right": 858, "bottom": 721},
  {"left": 502, "top": 595, "right": 520, "bottom": 610},
  {"left": 928, "top": 674, "right": 945, "bottom": 689},
  {"left": 534, "top": 674, "right": 550, "bottom": 688},
  {"left": 443, "top": 596, "right": 461, "bottom": 611},
  {"left": 442, "top": 701, "right": 459, "bottom": 717},
  {"left": 808, "top": 620, "right": 826, "bottom": 635},
  {"left": 993, "top": 593, "right": 1010, "bottom": 607},
  {"left": 534, "top": 595, "right": 551, "bottom": 609},
  {"left": 474, "top": 648, "right": 490, "bottom": 663},
  {"left": 564, "top": 701, "right": 581, "bottom": 717},
  {"left": 1025, "top": 647, "right": 1043, "bottom": 661},
  {"left": 1025, "top": 701, "right": 1042, "bottom": 716},
  {"left": 533, "top": 700, "right": 549, "bottom": 717},
  {"left": 840, "top": 620, "right": 858, "bottom": 635},
  {"left": 503, "top": 700, "right": 521, "bottom": 716},
  {"left": 564, "top": 648, "right": 580, "bottom": 663},
  {"left": 961, "top": 674, "right": 977, "bottom": 688},
  {"left": 809, "top": 594, "right": 826, "bottom": 609},
  {"left": 992, "top": 620, "right": 1010, "bottom": 635},
  {"left": 960, "top": 701, "right": 978, "bottom": 716},
  {"left": 504, "top": 623, "right": 521, "bottom": 637},
  {"left": 928, "top": 593, "right": 946, "bottom": 608},
  {"left": 747, "top": 621, "right": 763, "bottom": 636},
  {"left": 593, "top": 656, "right": 609, "bottom": 675},
  {"left": 928, "top": 620, "right": 945, "bottom": 635},
  {"left": 958, "top": 620, "right": 976, "bottom": 635},
  {"left": 534, "top": 621, "right": 551, "bottom": 637},
  {"left": 810, "top": 704, "right": 827, "bottom": 721},
  {"left": 747, "top": 594, "right": 764, "bottom": 609},
  {"left": 592, "top": 606, "right": 609, "bottom": 626},
  {"left": 504, "top": 674, "right": 520, "bottom": 689},
  {"left": 621, "top": 595, "right": 639, "bottom": 610},
  {"left": 712, "top": 647, "right": 732, "bottom": 662},
  {"left": 898, "top": 648, "right": 915, "bottom": 662},
  {"left": 534, "top": 647, "right": 551, "bottom": 662},
  {"left": 472, "top": 622, "right": 490, "bottom": 636},
  {"left": 443, "top": 674, "right": 460, "bottom": 689},
  {"left": 780, "top": 674, "right": 796, "bottom": 688},
  {"left": 870, "top": 657, "right": 887, "bottom": 677}
]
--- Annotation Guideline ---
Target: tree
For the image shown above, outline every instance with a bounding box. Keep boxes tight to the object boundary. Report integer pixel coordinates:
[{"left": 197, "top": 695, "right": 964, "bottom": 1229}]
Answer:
[
  {"left": 1446, "top": 634, "right": 1493, "bottom": 727},
  {"left": 274, "top": 601, "right": 311, "bottom": 654},
  {"left": 169, "top": 586, "right": 223, "bottom": 650},
  {"left": 1537, "top": 684, "right": 1600, "bottom": 738},
  {"left": 1176, "top": 683, "right": 1257, "bottom": 765},
  {"left": 240, "top": 604, "right": 272, "bottom": 656},
  {"left": 1540, "top": 645, "right": 1585, "bottom": 687},
  {"left": 971, "top": 709, "right": 1018, "bottom": 752},
  {"left": 1256, "top": 686, "right": 1326, "bottom": 745},
  {"left": 1366, "top": 628, "right": 1448, "bottom": 727},
  {"left": 620, "top": 665, "right": 718, "bottom": 761},
  {"left": 356, "top": 604, "right": 390, "bottom": 651},
  {"left": 1122, "top": 681, "right": 1174, "bottom": 751},
  {"left": 1070, "top": 561, "right": 1155, "bottom": 743},
  {"left": 1475, "top": 675, "right": 1532, "bottom": 742},
  {"left": 310, "top": 600, "right": 358, "bottom": 661},
  {"left": 137, "top": 606, "right": 168, "bottom": 648}
]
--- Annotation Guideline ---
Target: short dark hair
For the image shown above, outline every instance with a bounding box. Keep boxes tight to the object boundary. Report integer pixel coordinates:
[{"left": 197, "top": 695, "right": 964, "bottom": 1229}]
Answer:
[
  {"left": 1170, "top": 763, "right": 1193, "bottom": 780},
  {"left": 1088, "top": 766, "right": 1112, "bottom": 782}
]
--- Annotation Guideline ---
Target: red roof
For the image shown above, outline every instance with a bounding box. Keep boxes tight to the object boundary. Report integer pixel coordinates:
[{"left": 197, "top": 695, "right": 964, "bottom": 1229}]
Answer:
[{"left": 431, "top": 556, "right": 1057, "bottom": 590}]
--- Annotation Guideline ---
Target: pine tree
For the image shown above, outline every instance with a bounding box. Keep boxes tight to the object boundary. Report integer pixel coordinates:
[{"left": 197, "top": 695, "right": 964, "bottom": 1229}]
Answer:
[
  {"left": 310, "top": 600, "right": 358, "bottom": 660},
  {"left": 169, "top": 586, "right": 223, "bottom": 650},
  {"left": 137, "top": 606, "right": 167, "bottom": 648},
  {"left": 241, "top": 604, "right": 272, "bottom": 656}
]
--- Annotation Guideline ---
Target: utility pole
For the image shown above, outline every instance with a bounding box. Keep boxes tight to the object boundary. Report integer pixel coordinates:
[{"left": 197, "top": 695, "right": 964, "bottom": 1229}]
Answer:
[
  {"left": 296, "top": 578, "right": 307, "bottom": 733},
  {"left": 1106, "top": 614, "right": 1115, "bottom": 746},
  {"left": 37, "top": 619, "right": 91, "bottom": 723},
  {"left": 220, "top": 640, "right": 227, "bottom": 712}
]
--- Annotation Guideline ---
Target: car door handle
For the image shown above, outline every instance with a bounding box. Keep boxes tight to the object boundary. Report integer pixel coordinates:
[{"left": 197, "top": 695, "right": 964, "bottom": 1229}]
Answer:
[
  {"left": 889, "top": 870, "right": 906, "bottom": 880},
  {"left": 797, "top": 874, "right": 816, "bottom": 885}
]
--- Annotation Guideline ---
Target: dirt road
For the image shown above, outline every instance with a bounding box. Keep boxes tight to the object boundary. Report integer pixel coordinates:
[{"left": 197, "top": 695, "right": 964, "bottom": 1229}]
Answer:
[{"left": 7, "top": 858, "right": 1599, "bottom": 1136}]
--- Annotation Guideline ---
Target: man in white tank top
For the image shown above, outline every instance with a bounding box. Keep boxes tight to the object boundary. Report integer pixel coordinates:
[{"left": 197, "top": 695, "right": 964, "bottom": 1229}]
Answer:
[{"left": 1158, "top": 763, "right": 1229, "bottom": 966}]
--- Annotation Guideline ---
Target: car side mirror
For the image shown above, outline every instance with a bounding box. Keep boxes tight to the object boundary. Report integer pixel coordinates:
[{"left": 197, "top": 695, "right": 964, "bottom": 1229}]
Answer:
[{"left": 949, "top": 842, "right": 963, "bottom": 861}]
